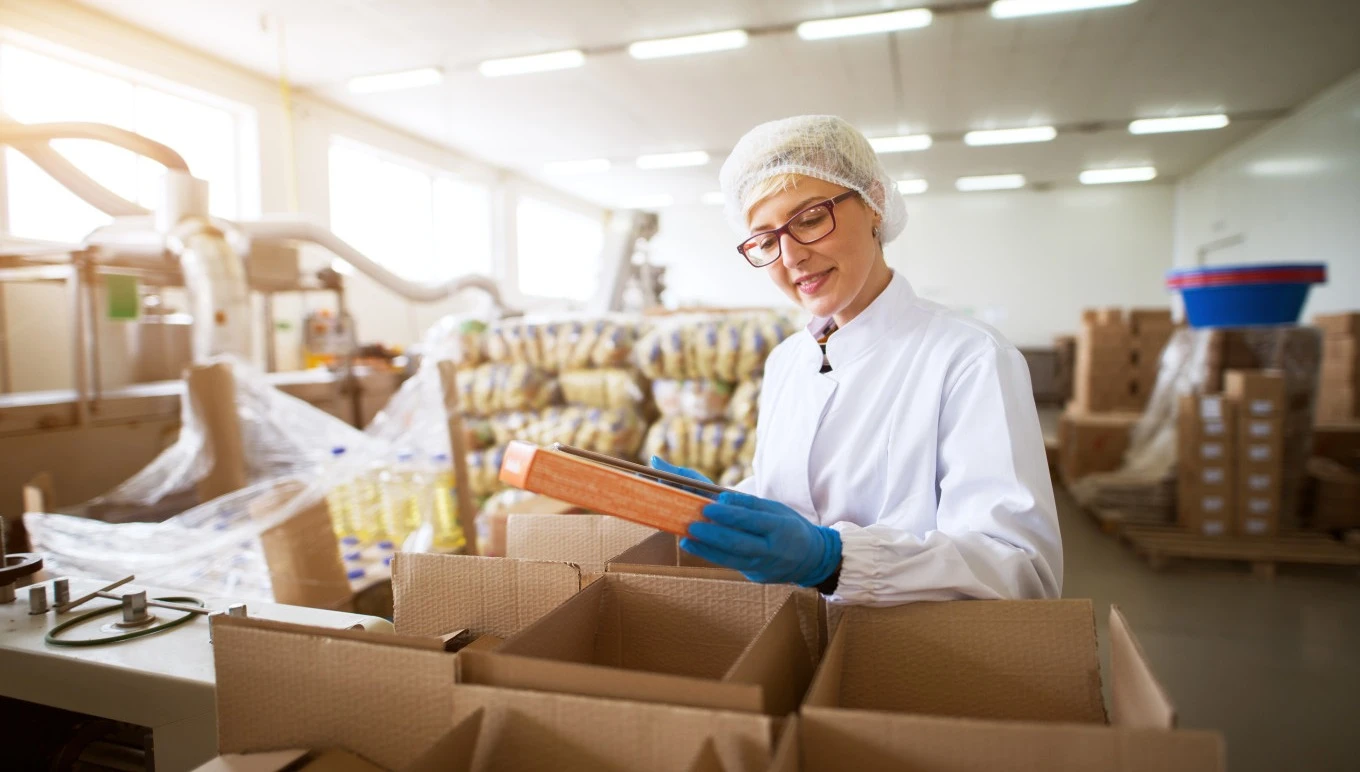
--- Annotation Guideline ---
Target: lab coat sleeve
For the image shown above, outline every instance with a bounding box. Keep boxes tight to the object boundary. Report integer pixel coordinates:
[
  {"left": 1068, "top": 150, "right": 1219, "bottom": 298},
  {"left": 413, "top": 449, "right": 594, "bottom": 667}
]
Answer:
[{"left": 829, "top": 344, "right": 1063, "bottom": 605}]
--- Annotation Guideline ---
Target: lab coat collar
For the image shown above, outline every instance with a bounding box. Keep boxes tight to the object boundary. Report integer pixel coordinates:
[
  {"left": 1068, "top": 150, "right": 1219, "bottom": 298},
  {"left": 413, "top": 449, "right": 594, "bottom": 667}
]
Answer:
[{"left": 803, "top": 270, "right": 915, "bottom": 372}]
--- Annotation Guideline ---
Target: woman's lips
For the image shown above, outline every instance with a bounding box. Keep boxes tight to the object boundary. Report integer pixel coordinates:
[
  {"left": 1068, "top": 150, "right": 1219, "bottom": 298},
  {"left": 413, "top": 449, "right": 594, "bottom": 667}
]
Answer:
[{"left": 795, "top": 268, "right": 833, "bottom": 296}]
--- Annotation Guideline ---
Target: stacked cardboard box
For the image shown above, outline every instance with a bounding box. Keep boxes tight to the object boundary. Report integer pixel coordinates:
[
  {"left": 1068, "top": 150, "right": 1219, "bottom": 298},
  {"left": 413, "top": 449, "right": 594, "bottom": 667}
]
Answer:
[
  {"left": 1056, "top": 410, "right": 1142, "bottom": 484},
  {"left": 1305, "top": 458, "right": 1360, "bottom": 532},
  {"left": 1316, "top": 312, "right": 1360, "bottom": 422},
  {"left": 1176, "top": 394, "right": 1237, "bottom": 537},
  {"left": 1224, "top": 370, "right": 1287, "bottom": 537},
  {"left": 1053, "top": 334, "right": 1077, "bottom": 405},
  {"left": 1071, "top": 307, "right": 1175, "bottom": 413}
]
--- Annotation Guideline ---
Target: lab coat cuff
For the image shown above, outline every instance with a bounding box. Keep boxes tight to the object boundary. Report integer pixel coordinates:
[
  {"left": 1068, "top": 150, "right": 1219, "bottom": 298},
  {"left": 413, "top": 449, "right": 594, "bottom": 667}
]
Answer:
[{"left": 826, "top": 523, "right": 883, "bottom": 604}]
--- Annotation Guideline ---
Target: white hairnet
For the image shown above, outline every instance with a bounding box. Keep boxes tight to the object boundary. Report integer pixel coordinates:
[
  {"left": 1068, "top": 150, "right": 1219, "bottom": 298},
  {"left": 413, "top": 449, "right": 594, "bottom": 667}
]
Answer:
[{"left": 719, "top": 115, "right": 908, "bottom": 243}]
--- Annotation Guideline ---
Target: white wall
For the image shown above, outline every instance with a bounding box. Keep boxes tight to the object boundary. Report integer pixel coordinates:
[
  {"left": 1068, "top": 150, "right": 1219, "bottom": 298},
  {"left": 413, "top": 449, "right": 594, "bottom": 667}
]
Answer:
[
  {"left": 1174, "top": 68, "right": 1360, "bottom": 317},
  {"left": 0, "top": 0, "right": 601, "bottom": 390},
  {"left": 655, "top": 184, "right": 1176, "bottom": 348}
]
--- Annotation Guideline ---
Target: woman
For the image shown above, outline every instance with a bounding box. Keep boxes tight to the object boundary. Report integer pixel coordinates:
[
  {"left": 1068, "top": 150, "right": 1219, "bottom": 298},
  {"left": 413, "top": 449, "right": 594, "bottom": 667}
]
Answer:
[{"left": 651, "top": 115, "right": 1062, "bottom": 605}]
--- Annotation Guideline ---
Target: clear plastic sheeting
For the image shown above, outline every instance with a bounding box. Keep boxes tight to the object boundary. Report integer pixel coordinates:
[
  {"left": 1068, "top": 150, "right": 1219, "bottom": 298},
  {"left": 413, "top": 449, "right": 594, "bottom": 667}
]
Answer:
[
  {"left": 26, "top": 343, "right": 479, "bottom": 599},
  {"left": 1070, "top": 326, "right": 1322, "bottom": 526}
]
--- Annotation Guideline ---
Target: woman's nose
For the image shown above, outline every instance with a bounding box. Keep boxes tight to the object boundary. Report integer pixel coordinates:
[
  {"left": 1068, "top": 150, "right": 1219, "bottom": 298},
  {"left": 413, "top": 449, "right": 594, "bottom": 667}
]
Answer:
[{"left": 780, "top": 232, "right": 809, "bottom": 269}]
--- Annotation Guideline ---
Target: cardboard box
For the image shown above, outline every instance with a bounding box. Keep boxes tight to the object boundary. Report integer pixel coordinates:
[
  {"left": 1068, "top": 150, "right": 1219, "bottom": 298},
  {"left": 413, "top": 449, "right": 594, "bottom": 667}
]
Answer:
[
  {"left": 1058, "top": 409, "right": 1141, "bottom": 483},
  {"left": 458, "top": 572, "right": 812, "bottom": 714},
  {"left": 607, "top": 531, "right": 825, "bottom": 663},
  {"left": 1312, "top": 422, "right": 1360, "bottom": 470},
  {"left": 477, "top": 494, "right": 586, "bottom": 557},
  {"left": 1306, "top": 457, "right": 1360, "bottom": 531},
  {"left": 505, "top": 513, "right": 657, "bottom": 575},
  {"left": 1176, "top": 395, "right": 1236, "bottom": 537},
  {"left": 799, "top": 600, "right": 1223, "bottom": 771},
  {"left": 770, "top": 712, "right": 1222, "bottom": 772},
  {"left": 204, "top": 614, "right": 777, "bottom": 772},
  {"left": 1224, "top": 369, "right": 1287, "bottom": 419},
  {"left": 1314, "top": 312, "right": 1360, "bottom": 339},
  {"left": 391, "top": 552, "right": 585, "bottom": 638}
]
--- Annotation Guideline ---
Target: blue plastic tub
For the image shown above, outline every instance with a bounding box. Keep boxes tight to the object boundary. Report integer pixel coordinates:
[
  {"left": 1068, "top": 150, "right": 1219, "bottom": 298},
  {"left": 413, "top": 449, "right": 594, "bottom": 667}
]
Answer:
[{"left": 1166, "top": 263, "right": 1326, "bottom": 328}]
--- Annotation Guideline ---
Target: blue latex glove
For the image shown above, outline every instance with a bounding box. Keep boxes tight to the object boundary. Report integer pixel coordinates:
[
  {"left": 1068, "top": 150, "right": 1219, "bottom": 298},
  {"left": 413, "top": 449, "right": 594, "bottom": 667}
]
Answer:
[
  {"left": 649, "top": 456, "right": 715, "bottom": 496},
  {"left": 681, "top": 491, "right": 842, "bottom": 587}
]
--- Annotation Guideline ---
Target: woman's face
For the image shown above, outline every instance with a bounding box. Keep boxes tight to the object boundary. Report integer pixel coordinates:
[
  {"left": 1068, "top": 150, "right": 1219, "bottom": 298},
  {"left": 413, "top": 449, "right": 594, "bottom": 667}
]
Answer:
[{"left": 745, "top": 176, "right": 882, "bottom": 322}]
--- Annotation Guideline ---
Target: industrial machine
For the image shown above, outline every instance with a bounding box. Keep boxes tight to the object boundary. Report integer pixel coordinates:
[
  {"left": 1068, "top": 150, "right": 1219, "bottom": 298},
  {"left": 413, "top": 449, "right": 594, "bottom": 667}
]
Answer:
[{"left": 1, "top": 534, "right": 391, "bottom": 772}]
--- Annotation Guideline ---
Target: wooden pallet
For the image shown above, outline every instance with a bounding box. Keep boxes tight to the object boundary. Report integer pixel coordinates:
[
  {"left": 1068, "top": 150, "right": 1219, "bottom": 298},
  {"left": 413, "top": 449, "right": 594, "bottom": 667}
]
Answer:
[
  {"left": 1119, "top": 524, "right": 1360, "bottom": 579},
  {"left": 1088, "top": 507, "right": 1126, "bottom": 535}
]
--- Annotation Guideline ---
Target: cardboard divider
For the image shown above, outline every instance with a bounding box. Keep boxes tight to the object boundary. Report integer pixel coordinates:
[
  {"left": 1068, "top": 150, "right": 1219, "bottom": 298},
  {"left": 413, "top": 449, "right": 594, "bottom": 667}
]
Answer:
[
  {"left": 805, "top": 600, "right": 1106, "bottom": 723},
  {"left": 505, "top": 514, "right": 657, "bottom": 575},
  {"left": 450, "top": 683, "right": 775, "bottom": 772},
  {"left": 209, "top": 615, "right": 457, "bottom": 770},
  {"left": 458, "top": 572, "right": 812, "bottom": 715},
  {"left": 249, "top": 480, "right": 354, "bottom": 611},
  {"left": 391, "top": 552, "right": 584, "bottom": 638},
  {"left": 792, "top": 710, "right": 1224, "bottom": 772},
  {"left": 607, "top": 531, "right": 826, "bottom": 664}
]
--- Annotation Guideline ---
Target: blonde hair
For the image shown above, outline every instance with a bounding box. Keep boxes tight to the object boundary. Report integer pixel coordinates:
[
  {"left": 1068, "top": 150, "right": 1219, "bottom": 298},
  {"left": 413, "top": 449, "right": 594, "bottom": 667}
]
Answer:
[{"left": 743, "top": 173, "right": 805, "bottom": 224}]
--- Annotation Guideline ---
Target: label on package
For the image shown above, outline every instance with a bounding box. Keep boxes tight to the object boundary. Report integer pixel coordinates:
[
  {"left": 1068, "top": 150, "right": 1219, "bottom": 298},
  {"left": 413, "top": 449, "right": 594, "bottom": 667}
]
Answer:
[
  {"left": 1249, "top": 420, "right": 1273, "bottom": 438},
  {"left": 1249, "top": 399, "right": 1274, "bottom": 416},
  {"left": 1202, "top": 467, "right": 1226, "bottom": 485},
  {"left": 1202, "top": 496, "right": 1225, "bottom": 512},
  {"left": 1199, "top": 397, "right": 1225, "bottom": 421},
  {"left": 1248, "top": 444, "right": 1272, "bottom": 462},
  {"left": 1248, "top": 473, "right": 1272, "bottom": 490},
  {"left": 1201, "top": 442, "right": 1225, "bottom": 460},
  {"left": 1248, "top": 498, "right": 1272, "bottom": 514},
  {"left": 1202, "top": 520, "right": 1227, "bottom": 536},
  {"left": 1245, "top": 518, "right": 1269, "bottom": 535},
  {"left": 1203, "top": 421, "right": 1226, "bottom": 437}
]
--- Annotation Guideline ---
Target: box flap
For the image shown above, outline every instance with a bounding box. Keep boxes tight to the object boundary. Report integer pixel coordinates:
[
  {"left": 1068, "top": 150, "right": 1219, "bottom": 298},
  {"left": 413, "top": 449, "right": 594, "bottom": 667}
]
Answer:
[
  {"left": 1109, "top": 605, "right": 1177, "bottom": 729},
  {"left": 607, "top": 530, "right": 682, "bottom": 567},
  {"left": 808, "top": 600, "right": 1106, "bottom": 723},
  {"left": 506, "top": 514, "right": 657, "bottom": 573},
  {"left": 686, "top": 739, "right": 729, "bottom": 772},
  {"left": 723, "top": 597, "right": 814, "bottom": 716},
  {"left": 766, "top": 717, "right": 799, "bottom": 772},
  {"left": 391, "top": 552, "right": 582, "bottom": 637},
  {"left": 450, "top": 683, "right": 773, "bottom": 771},
  {"left": 211, "top": 615, "right": 456, "bottom": 770},
  {"left": 799, "top": 708, "right": 1223, "bottom": 772}
]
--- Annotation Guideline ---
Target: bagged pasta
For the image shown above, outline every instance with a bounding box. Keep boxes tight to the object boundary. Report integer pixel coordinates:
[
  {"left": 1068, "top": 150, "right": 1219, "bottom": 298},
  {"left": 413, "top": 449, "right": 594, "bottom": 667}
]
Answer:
[
  {"left": 554, "top": 321, "right": 583, "bottom": 373},
  {"left": 714, "top": 319, "right": 742, "bottom": 383},
  {"left": 698, "top": 422, "right": 725, "bottom": 478},
  {"left": 736, "top": 320, "right": 771, "bottom": 381},
  {"left": 660, "top": 326, "right": 686, "bottom": 380},
  {"left": 718, "top": 464, "right": 750, "bottom": 488},
  {"left": 591, "top": 323, "right": 637, "bottom": 368},
  {"left": 727, "top": 379, "right": 761, "bottom": 427},
  {"left": 688, "top": 320, "right": 722, "bottom": 380},
  {"left": 719, "top": 423, "right": 748, "bottom": 469},
  {"left": 680, "top": 380, "right": 732, "bottom": 422},
  {"left": 484, "top": 322, "right": 510, "bottom": 363}
]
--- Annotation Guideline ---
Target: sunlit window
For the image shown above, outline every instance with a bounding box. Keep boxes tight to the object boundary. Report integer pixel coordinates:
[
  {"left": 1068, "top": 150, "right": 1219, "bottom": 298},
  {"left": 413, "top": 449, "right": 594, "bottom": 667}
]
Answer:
[
  {"left": 516, "top": 197, "right": 604, "bottom": 301},
  {"left": 328, "top": 138, "right": 493, "bottom": 283},
  {"left": 0, "top": 43, "right": 247, "bottom": 243}
]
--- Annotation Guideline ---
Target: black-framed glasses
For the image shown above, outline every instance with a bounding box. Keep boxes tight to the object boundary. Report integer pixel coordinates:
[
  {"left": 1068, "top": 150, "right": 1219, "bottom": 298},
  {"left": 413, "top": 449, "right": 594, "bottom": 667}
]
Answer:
[{"left": 736, "top": 190, "right": 858, "bottom": 267}]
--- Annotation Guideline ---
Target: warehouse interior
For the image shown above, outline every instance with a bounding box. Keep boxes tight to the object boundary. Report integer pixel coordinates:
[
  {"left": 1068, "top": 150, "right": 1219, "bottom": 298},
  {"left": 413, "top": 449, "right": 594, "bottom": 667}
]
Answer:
[{"left": 1, "top": 0, "right": 1358, "bottom": 770}]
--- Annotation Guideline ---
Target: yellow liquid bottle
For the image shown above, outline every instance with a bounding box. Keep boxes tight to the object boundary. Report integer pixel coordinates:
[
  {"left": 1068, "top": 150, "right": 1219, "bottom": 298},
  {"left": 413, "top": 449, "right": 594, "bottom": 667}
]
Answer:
[
  {"left": 324, "top": 446, "right": 353, "bottom": 539},
  {"left": 349, "top": 465, "right": 384, "bottom": 545},
  {"left": 430, "top": 452, "right": 466, "bottom": 552},
  {"left": 378, "top": 453, "right": 415, "bottom": 545}
]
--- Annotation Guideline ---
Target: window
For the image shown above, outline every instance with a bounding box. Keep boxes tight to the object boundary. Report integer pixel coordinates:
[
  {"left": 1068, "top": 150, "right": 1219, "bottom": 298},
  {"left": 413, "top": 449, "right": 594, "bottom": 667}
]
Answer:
[
  {"left": 516, "top": 196, "right": 604, "bottom": 301},
  {"left": 328, "top": 138, "right": 493, "bottom": 283},
  {"left": 0, "top": 42, "right": 248, "bottom": 243}
]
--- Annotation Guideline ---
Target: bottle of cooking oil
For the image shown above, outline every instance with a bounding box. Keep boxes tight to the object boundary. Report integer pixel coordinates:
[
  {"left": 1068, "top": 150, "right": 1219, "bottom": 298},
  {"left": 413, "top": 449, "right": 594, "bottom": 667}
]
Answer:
[
  {"left": 378, "top": 452, "right": 415, "bottom": 542},
  {"left": 349, "top": 460, "right": 384, "bottom": 545},
  {"left": 324, "top": 446, "right": 353, "bottom": 539},
  {"left": 430, "top": 452, "right": 466, "bottom": 552}
]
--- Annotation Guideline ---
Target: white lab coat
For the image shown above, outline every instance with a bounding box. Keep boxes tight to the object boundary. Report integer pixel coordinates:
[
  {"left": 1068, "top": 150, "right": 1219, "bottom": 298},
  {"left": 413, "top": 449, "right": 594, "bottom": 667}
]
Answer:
[{"left": 737, "top": 271, "right": 1062, "bottom": 605}]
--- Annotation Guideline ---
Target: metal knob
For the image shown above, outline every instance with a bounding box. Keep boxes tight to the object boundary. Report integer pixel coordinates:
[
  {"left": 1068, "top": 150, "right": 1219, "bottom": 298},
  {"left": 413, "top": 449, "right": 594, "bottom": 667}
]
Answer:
[
  {"left": 117, "top": 590, "right": 154, "bottom": 628},
  {"left": 52, "top": 578, "right": 70, "bottom": 607}
]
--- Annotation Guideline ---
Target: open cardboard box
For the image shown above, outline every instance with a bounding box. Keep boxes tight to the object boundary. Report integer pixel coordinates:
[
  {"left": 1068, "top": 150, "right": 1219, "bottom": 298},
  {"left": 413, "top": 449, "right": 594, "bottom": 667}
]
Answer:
[
  {"left": 200, "top": 614, "right": 779, "bottom": 771},
  {"left": 798, "top": 600, "right": 1224, "bottom": 770},
  {"left": 391, "top": 552, "right": 585, "bottom": 638},
  {"left": 506, "top": 513, "right": 658, "bottom": 576},
  {"left": 458, "top": 572, "right": 813, "bottom": 715},
  {"left": 608, "top": 531, "right": 825, "bottom": 663}
]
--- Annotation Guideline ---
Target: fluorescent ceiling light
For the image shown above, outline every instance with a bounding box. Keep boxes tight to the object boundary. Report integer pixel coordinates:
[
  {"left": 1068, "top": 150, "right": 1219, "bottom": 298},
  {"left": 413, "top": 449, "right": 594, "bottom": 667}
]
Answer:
[
  {"left": 620, "top": 194, "right": 674, "bottom": 209},
  {"left": 896, "top": 179, "right": 929, "bottom": 195},
  {"left": 636, "top": 150, "right": 710, "bottom": 169},
  {"left": 797, "top": 8, "right": 933, "bottom": 40},
  {"left": 1080, "top": 166, "right": 1157, "bottom": 184},
  {"left": 990, "top": 0, "right": 1137, "bottom": 19},
  {"left": 629, "top": 29, "right": 748, "bottom": 59},
  {"left": 1128, "top": 114, "right": 1229, "bottom": 134},
  {"left": 478, "top": 49, "right": 585, "bottom": 77},
  {"left": 347, "top": 67, "right": 443, "bottom": 94},
  {"left": 869, "top": 134, "right": 933, "bottom": 153},
  {"left": 701, "top": 191, "right": 726, "bottom": 206},
  {"left": 543, "top": 158, "right": 610, "bottom": 175},
  {"left": 964, "top": 126, "right": 1057, "bottom": 146},
  {"left": 956, "top": 174, "right": 1026, "bottom": 191}
]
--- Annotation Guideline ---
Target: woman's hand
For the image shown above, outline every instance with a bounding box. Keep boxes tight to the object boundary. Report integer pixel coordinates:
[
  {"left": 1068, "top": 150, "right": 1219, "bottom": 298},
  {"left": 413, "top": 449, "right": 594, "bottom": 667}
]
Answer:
[
  {"left": 682, "top": 491, "right": 841, "bottom": 587},
  {"left": 649, "top": 455, "right": 713, "bottom": 485}
]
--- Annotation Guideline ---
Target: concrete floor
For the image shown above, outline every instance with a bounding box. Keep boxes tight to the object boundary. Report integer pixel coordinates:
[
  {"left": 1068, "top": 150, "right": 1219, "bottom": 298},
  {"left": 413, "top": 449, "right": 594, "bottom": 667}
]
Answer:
[{"left": 1057, "top": 485, "right": 1360, "bottom": 772}]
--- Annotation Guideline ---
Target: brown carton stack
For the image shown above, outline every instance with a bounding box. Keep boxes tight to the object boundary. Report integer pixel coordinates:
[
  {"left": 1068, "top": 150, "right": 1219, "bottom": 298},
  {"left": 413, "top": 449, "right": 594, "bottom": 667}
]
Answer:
[
  {"left": 1057, "top": 411, "right": 1142, "bottom": 484},
  {"left": 1225, "top": 370, "right": 1287, "bottom": 537},
  {"left": 1129, "top": 309, "right": 1176, "bottom": 404},
  {"left": 1316, "top": 312, "right": 1360, "bottom": 422},
  {"left": 1074, "top": 309, "right": 1135, "bottom": 413},
  {"left": 1176, "top": 394, "right": 1237, "bottom": 537}
]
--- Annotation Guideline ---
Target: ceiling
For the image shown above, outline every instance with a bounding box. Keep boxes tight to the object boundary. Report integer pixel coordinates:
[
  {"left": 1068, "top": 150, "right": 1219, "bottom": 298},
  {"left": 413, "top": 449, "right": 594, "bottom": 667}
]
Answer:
[{"left": 75, "top": 0, "right": 1360, "bottom": 208}]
